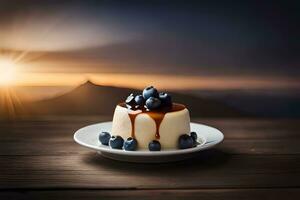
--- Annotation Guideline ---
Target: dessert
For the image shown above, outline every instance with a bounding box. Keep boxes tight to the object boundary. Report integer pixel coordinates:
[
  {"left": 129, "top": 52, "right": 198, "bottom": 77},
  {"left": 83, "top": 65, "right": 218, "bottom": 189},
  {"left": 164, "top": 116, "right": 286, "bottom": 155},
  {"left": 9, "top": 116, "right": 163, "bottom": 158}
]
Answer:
[{"left": 99, "top": 86, "right": 198, "bottom": 151}]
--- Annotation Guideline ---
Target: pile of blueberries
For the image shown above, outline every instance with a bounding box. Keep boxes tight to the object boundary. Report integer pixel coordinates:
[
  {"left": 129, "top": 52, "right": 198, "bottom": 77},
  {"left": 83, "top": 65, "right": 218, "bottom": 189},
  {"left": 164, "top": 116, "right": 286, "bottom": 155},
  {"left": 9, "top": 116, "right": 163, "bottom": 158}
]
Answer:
[
  {"left": 99, "top": 131, "right": 198, "bottom": 151},
  {"left": 126, "top": 86, "right": 172, "bottom": 110}
]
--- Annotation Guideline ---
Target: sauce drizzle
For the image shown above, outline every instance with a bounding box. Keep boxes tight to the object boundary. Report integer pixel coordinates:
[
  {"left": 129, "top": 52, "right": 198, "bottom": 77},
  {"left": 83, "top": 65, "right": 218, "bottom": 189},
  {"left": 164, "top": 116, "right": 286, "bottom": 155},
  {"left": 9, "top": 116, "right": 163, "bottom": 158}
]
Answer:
[{"left": 118, "top": 102, "right": 185, "bottom": 139}]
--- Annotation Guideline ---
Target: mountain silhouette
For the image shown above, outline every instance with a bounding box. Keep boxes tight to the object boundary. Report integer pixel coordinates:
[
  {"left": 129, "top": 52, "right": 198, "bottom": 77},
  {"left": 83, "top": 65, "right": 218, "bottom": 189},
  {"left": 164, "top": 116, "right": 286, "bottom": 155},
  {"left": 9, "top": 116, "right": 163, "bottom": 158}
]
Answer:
[{"left": 25, "top": 81, "right": 243, "bottom": 118}]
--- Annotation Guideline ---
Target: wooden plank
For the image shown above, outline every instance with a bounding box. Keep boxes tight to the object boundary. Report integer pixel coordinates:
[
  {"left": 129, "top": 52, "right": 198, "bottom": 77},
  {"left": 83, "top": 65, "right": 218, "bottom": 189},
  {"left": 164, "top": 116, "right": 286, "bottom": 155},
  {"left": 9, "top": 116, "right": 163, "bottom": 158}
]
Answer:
[
  {"left": 1, "top": 189, "right": 300, "bottom": 200},
  {"left": 0, "top": 154, "right": 299, "bottom": 189},
  {"left": 0, "top": 139, "right": 299, "bottom": 156},
  {"left": 1, "top": 119, "right": 299, "bottom": 140},
  {"left": 1, "top": 118, "right": 299, "bottom": 155}
]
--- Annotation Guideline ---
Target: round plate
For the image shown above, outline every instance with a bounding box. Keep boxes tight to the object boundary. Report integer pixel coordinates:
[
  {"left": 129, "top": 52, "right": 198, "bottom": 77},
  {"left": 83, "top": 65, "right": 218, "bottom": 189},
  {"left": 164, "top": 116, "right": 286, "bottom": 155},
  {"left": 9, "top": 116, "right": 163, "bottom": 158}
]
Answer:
[{"left": 74, "top": 122, "right": 224, "bottom": 163}]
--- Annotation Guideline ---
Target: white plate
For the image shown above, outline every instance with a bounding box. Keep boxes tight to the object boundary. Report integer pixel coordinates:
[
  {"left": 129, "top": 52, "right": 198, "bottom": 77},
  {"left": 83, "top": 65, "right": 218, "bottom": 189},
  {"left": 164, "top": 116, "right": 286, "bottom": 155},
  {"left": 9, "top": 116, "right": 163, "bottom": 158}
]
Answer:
[{"left": 74, "top": 122, "right": 224, "bottom": 163}]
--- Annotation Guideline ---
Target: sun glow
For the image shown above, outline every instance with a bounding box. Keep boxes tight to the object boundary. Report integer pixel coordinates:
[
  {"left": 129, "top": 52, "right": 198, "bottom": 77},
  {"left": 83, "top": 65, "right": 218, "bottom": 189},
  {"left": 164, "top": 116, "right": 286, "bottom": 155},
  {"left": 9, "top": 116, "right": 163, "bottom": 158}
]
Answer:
[{"left": 0, "top": 58, "right": 17, "bottom": 86}]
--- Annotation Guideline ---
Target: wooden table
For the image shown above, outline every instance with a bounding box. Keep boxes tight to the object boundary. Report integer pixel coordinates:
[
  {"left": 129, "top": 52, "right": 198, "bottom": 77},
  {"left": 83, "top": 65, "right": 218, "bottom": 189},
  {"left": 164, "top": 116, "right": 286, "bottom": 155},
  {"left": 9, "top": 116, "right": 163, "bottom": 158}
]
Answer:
[{"left": 0, "top": 117, "right": 299, "bottom": 199}]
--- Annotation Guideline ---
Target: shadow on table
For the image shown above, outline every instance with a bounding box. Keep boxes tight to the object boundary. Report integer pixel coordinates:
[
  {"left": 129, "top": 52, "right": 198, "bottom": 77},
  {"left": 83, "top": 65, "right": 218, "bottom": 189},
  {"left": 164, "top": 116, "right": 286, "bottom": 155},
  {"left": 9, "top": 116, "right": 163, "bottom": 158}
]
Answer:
[{"left": 82, "top": 148, "right": 231, "bottom": 174}]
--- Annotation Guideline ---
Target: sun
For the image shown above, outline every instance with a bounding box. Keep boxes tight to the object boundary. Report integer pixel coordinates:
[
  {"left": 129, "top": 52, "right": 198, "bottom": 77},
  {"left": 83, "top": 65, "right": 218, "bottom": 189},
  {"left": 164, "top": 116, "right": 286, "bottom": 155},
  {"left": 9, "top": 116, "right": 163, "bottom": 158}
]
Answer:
[{"left": 0, "top": 58, "right": 17, "bottom": 86}]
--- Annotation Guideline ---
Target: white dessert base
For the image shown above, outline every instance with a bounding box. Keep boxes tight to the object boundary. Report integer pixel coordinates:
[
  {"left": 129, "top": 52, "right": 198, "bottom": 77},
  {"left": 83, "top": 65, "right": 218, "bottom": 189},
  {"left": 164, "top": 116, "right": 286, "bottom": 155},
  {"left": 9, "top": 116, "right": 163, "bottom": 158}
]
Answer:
[{"left": 111, "top": 105, "right": 191, "bottom": 149}]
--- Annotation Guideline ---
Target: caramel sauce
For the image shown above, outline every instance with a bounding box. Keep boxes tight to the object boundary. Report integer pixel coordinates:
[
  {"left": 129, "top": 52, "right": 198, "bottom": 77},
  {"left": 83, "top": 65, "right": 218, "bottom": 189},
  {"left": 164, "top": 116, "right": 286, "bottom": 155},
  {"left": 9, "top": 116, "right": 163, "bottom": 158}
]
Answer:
[{"left": 118, "top": 102, "right": 185, "bottom": 139}]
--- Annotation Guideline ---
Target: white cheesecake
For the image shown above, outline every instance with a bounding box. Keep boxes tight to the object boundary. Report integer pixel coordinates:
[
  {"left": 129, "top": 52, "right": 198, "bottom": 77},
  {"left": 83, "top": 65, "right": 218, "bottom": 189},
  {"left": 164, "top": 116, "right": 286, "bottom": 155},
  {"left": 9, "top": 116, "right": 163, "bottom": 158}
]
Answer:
[{"left": 111, "top": 103, "right": 191, "bottom": 149}]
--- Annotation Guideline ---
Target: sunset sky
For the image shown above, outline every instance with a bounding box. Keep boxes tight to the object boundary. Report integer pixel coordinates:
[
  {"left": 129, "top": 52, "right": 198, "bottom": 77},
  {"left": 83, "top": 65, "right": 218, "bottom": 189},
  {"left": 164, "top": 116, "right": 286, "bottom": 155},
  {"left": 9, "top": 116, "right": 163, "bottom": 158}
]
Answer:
[{"left": 0, "top": 0, "right": 299, "bottom": 90}]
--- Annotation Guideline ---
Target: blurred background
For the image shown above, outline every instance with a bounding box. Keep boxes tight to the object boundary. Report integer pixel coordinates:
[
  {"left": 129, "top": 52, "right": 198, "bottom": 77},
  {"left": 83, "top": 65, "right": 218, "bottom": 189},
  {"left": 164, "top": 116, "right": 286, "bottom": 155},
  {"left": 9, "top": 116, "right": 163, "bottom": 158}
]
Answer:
[{"left": 0, "top": 0, "right": 299, "bottom": 119}]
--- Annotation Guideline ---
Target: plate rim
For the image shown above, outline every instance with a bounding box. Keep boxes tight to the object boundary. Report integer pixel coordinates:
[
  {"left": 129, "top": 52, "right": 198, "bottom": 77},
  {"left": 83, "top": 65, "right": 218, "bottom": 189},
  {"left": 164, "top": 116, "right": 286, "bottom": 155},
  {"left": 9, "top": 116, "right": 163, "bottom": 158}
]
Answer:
[{"left": 74, "top": 121, "right": 223, "bottom": 156}]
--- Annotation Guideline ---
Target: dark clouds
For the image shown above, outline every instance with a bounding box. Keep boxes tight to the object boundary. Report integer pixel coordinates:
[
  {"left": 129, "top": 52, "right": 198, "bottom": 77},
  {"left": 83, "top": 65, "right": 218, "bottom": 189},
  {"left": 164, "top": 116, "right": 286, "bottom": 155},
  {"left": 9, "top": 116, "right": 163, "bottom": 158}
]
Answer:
[{"left": 0, "top": 0, "right": 299, "bottom": 77}]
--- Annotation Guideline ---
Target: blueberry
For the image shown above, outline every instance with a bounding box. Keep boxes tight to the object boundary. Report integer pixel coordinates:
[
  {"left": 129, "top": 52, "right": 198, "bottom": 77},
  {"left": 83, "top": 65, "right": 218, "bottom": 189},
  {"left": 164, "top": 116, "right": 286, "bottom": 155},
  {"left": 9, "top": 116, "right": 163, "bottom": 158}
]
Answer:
[
  {"left": 148, "top": 140, "right": 161, "bottom": 151},
  {"left": 178, "top": 134, "right": 194, "bottom": 149},
  {"left": 190, "top": 132, "right": 197, "bottom": 146},
  {"left": 145, "top": 97, "right": 161, "bottom": 110},
  {"left": 109, "top": 135, "right": 124, "bottom": 149},
  {"left": 142, "top": 86, "right": 159, "bottom": 100},
  {"left": 134, "top": 95, "right": 145, "bottom": 106},
  {"left": 123, "top": 137, "right": 138, "bottom": 151},
  {"left": 99, "top": 131, "right": 111, "bottom": 145},
  {"left": 125, "top": 93, "right": 135, "bottom": 105},
  {"left": 159, "top": 92, "right": 172, "bottom": 106}
]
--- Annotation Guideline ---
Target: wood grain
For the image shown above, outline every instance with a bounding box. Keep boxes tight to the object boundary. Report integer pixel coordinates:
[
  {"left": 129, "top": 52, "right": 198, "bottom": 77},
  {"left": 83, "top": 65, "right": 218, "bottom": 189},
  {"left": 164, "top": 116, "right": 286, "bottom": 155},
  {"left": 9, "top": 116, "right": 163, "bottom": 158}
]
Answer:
[
  {"left": 1, "top": 153, "right": 299, "bottom": 189},
  {"left": 1, "top": 189, "right": 300, "bottom": 200}
]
